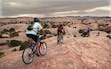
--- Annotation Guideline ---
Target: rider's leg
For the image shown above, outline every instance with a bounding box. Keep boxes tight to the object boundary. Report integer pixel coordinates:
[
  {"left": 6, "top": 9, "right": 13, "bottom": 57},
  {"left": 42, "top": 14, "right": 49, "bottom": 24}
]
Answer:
[
  {"left": 60, "top": 33, "right": 63, "bottom": 42},
  {"left": 57, "top": 31, "right": 60, "bottom": 43},
  {"left": 36, "top": 41, "right": 39, "bottom": 52},
  {"left": 28, "top": 38, "right": 33, "bottom": 45},
  {"left": 57, "top": 34, "right": 60, "bottom": 43},
  {"left": 61, "top": 33, "right": 63, "bottom": 42},
  {"left": 35, "top": 41, "right": 40, "bottom": 56},
  {"left": 26, "top": 34, "right": 34, "bottom": 46}
]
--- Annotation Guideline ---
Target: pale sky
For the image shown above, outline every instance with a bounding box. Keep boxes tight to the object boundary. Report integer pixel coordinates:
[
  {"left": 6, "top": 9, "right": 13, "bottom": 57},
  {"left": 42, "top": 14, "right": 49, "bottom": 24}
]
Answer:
[{"left": 0, "top": 0, "right": 111, "bottom": 18}]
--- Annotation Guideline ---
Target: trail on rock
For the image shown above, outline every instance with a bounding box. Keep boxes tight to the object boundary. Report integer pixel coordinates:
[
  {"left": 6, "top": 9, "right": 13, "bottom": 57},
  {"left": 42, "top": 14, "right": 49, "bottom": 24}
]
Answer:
[{"left": 0, "top": 35, "right": 111, "bottom": 69}]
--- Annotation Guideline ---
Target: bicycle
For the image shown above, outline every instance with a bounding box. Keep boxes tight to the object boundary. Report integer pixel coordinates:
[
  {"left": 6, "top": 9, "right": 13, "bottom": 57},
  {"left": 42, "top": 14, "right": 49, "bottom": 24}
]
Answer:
[
  {"left": 57, "top": 33, "right": 63, "bottom": 44},
  {"left": 22, "top": 35, "right": 47, "bottom": 64}
]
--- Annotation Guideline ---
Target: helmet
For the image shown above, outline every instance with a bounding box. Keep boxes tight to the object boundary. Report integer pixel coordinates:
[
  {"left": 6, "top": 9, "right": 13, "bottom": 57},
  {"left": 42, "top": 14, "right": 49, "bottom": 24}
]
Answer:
[{"left": 34, "top": 17, "right": 39, "bottom": 22}]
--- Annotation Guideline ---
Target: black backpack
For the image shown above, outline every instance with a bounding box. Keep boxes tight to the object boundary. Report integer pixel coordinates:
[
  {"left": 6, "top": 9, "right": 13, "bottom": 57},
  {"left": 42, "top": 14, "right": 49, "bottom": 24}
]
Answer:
[
  {"left": 27, "top": 23, "right": 34, "bottom": 31},
  {"left": 27, "top": 26, "right": 33, "bottom": 30}
]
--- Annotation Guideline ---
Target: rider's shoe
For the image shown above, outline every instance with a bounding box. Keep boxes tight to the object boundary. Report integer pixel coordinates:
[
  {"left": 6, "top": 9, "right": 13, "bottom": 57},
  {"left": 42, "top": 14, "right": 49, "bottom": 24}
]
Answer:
[{"left": 35, "top": 51, "right": 40, "bottom": 56}]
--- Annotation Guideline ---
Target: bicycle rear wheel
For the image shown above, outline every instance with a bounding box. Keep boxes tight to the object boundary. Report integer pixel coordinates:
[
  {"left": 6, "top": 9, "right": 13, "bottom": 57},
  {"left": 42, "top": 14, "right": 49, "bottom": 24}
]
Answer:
[
  {"left": 57, "top": 35, "right": 62, "bottom": 43},
  {"left": 22, "top": 46, "right": 34, "bottom": 64},
  {"left": 39, "top": 42, "right": 47, "bottom": 56}
]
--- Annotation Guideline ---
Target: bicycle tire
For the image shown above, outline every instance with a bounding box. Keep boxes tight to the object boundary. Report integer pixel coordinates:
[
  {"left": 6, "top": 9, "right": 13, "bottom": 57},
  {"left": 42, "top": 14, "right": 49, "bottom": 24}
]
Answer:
[
  {"left": 57, "top": 35, "right": 62, "bottom": 43},
  {"left": 39, "top": 42, "right": 47, "bottom": 56},
  {"left": 22, "top": 46, "right": 34, "bottom": 64}
]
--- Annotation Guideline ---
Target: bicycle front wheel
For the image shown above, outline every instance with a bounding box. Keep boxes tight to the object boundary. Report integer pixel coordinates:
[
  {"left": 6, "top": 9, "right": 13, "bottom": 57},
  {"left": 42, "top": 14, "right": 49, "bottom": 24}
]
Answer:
[
  {"left": 22, "top": 46, "right": 34, "bottom": 64},
  {"left": 39, "top": 42, "right": 47, "bottom": 56}
]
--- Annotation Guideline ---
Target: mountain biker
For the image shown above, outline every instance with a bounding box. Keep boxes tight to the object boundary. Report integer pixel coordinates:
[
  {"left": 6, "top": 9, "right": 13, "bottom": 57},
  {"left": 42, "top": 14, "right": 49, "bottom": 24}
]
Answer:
[
  {"left": 26, "top": 17, "right": 46, "bottom": 55},
  {"left": 57, "top": 24, "right": 65, "bottom": 43},
  {"left": 87, "top": 27, "right": 91, "bottom": 36}
]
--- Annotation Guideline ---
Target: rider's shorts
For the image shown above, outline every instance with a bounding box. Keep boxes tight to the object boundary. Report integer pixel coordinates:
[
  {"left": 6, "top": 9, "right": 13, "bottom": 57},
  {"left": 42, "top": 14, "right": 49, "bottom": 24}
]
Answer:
[
  {"left": 58, "top": 30, "right": 62, "bottom": 35},
  {"left": 26, "top": 34, "right": 38, "bottom": 42}
]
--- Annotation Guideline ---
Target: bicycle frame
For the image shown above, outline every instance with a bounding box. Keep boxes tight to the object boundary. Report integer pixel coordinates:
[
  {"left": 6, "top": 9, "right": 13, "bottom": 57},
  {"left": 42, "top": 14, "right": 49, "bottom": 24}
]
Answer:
[
  {"left": 22, "top": 34, "right": 47, "bottom": 64},
  {"left": 57, "top": 33, "right": 63, "bottom": 43}
]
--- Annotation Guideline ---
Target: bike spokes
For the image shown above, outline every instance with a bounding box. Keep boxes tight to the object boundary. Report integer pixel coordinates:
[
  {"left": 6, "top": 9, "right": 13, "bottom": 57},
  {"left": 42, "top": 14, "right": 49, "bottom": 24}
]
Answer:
[
  {"left": 39, "top": 42, "right": 47, "bottom": 56},
  {"left": 22, "top": 46, "right": 34, "bottom": 64}
]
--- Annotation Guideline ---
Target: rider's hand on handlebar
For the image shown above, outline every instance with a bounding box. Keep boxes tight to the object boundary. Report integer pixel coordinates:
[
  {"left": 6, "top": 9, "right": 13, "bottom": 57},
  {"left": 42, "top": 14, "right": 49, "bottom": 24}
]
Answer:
[{"left": 44, "top": 34, "right": 46, "bottom": 37}]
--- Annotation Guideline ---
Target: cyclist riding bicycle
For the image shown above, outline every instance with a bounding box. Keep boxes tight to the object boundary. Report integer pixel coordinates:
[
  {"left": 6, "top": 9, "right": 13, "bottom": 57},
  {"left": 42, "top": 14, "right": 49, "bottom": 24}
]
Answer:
[
  {"left": 26, "top": 17, "right": 46, "bottom": 56},
  {"left": 57, "top": 24, "right": 65, "bottom": 43},
  {"left": 87, "top": 27, "right": 91, "bottom": 36}
]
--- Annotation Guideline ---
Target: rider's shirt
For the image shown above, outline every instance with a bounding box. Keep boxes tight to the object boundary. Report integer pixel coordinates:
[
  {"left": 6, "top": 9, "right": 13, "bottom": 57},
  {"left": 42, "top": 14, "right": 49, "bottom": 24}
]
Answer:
[
  {"left": 26, "top": 22, "right": 42, "bottom": 35},
  {"left": 58, "top": 26, "right": 63, "bottom": 31}
]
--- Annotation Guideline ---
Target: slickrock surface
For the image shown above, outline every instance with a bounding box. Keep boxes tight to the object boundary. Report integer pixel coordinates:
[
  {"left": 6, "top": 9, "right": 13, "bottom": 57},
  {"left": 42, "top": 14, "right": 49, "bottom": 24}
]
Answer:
[{"left": 0, "top": 36, "right": 111, "bottom": 69}]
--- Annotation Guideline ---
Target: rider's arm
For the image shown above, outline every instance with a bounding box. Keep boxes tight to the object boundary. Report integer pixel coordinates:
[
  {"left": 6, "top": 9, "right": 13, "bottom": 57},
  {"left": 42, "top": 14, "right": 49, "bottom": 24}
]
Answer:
[
  {"left": 62, "top": 26, "right": 65, "bottom": 32},
  {"left": 40, "top": 29, "right": 46, "bottom": 36}
]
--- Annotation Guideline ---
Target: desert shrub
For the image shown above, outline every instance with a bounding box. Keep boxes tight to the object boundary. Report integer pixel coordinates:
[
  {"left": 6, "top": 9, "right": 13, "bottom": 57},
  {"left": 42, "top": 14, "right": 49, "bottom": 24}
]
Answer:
[
  {"left": 106, "top": 35, "right": 111, "bottom": 39},
  {"left": 10, "top": 32, "right": 19, "bottom": 37},
  {"left": 19, "top": 41, "right": 29, "bottom": 51},
  {"left": 52, "top": 24, "right": 58, "bottom": 28},
  {"left": 0, "top": 34, "right": 2, "bottom": 38},
  {"left": 78, "top": 29, "right": 89, "bottom": 37},
  {"left": 44, "top": 30, "right": 51, "bottom": 34},
  {"left": 74, "top": 27, "right": 77, "bottom": 28},
  {"left": 43, "top": 23, "right": 49, "bottom": 28},
  {"left": 0, "top": 52, "right": 4, "bottom": 58},
  {"left": 0, "top": 42, "right": 7, "bottom": 46},
  {"left": 81, "top": 32, "right": 88, "bottom": 37},
  {"left": 98, "top": 24, "right": 109, "bottom": 28},
  {"left": 10, "top": 28, "right": 15, "bottom": 32},
  {"left": 81, "top": 19, "right": 86, "bottom": 23},
  {"left": 53, "top": 33, "right": 57, "bottom": 36},
  {"left": 74, "top": 35, "right": 76, "bottom": 37},
  {"left": 9, "top": 40, "right": 21, "bottom": 47},
  {"left": 79, "top": 29, "right": 84, "bottom": 34},
  {"left": 1, "top": 30, "right": 7, "bottom": 34},
  {"left": 12, "top": 48, "right": 17, "bottom": 52},
  {"left": 89, "top": 23, "right": 91, "bottom": 24},
  {"left": 3, "top": 29, "right": 9, "bottom": 32}
]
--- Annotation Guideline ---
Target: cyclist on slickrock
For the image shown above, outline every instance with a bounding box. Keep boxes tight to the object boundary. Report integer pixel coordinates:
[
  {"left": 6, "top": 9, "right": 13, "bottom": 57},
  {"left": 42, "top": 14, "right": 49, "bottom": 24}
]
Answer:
[
  {"left": 57, "top": 24, "right": 65, "bottom": 43},
  {"left": 87, "top": 27, "right": 91, "bottom": 36},
  {"left": 26, "top": 17, "right": 46, "bottom": 55}
]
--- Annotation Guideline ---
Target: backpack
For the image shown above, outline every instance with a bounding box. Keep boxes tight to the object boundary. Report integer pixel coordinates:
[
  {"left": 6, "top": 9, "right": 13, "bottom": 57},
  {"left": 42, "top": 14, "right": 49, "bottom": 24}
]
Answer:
[{"left": 27, "top": 23, "right": 34, "bottom": 31}]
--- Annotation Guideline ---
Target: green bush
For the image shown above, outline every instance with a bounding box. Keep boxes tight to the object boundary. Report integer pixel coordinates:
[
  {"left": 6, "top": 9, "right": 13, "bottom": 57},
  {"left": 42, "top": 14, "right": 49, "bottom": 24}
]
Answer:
[
  {"left": 78, "top": 29, "right": 89, "bottom": 37},
  {"left": 98, "top": 24, "right": 109, "bottom": 28},
  {"left": 10, "top": 28, "right": 15, "bottom": 32},
  {"left": 53, "top": 33, "right": 57, "bottom": 36},
  {"left": 106, "top": 35, "right": 111, "bottom": 39},
  {"left": 0, "top": 42, "right": 7, "bottom": 46},
  {"left": 10, "top": 32, "right": 19, "bottom": 37},
  {"left": 19, "top": 41, "right": 29, "bottom": 51},
  {"left": 9, "top": 40, "right": 21, "bottom": 47},
  {"left": 74, "top": 35, "right": 76, "bottom": 37},
  {"left": 52, "top": 24, "right": 57, "bottom": 28},
  {"left": 0, "top": 52, "right": 4, "bottom": 58},
  {"left": 81, "top": 32, "right": 88, "bottom": 37},
  {"left": 45, "top": 30, "right": 51, "bottom": 34},
  {"left": 0, "top": 34, "right": 2, "bottom": 38},
  {"left": 79, "top": 29, "right": 84, "bottom": 34},
  {"left": 12, "top": 48, "right": 17, "bottom": 52},
  {"left": 43, "top": 23, "right": 49, "bottom": 28}
]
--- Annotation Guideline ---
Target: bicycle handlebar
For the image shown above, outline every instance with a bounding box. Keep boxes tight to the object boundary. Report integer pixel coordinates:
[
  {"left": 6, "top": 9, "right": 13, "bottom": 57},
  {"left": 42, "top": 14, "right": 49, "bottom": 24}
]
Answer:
[
  {"left": 38, "top": 35, "right": 44, "bottom": 38},
  {"left": 37, "top": 34, "right": 46, "bottom": 38}
]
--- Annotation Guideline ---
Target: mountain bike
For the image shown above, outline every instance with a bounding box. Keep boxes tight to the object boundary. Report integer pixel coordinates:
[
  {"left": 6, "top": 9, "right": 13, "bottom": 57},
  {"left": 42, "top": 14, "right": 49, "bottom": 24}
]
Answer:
[
  {"left": 22, "top": 35, "right": 47, "bottom": 64},
  {"left": 57, "top": 33, "right": 63, "bottom": 44}
]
